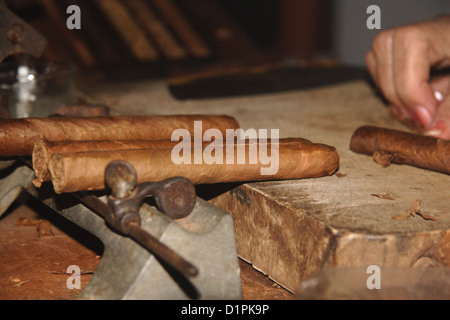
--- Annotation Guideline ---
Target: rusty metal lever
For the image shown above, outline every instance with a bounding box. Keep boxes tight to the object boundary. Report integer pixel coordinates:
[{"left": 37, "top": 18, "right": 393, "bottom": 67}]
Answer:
[{"left": 76, "top": 160, "right": 199, "bottom": 278}]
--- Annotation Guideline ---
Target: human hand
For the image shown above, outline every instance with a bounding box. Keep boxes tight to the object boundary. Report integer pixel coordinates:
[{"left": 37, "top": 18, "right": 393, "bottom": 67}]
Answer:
[{"left": 366, "top": 15, "right": 450, "bottom": 139}]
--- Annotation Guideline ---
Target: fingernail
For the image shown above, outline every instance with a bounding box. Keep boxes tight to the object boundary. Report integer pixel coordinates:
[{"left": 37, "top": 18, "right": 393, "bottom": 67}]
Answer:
[
  {"left": 425, "top": 119, "right": 449, "bottom": 137},
  {"left": 414, "top": 106, "right": 433, "bottom": 127},
  {"left": 424, "top": 129, "right": 442, "bottom": 137},
  {"left": 434, "top": 90, "right": 444, "bottom": 102}
]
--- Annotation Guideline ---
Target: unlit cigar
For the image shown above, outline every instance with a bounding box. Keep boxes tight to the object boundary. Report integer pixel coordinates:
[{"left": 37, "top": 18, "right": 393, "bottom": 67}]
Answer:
[
  {"left": 43, "top": 138, "right": 339, "bottom": 194},
  {"left": 0, "top": 114, "right": 239, "bottom": 157},
  {"left": 350, "top": 125, "right": 450, "bottom": 175},
  {"left": 32, "top": 138, "right": 183, "bottom": 186}
]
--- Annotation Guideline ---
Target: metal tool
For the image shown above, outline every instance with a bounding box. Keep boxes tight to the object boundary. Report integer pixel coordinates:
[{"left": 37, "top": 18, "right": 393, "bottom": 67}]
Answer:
[
  {"left": 77, "top": 160, "right": 199, "bottom": 278},
  {"left": 0, "top": 0, "right": 47, "bottom": 62},
  {"left": 0, "top": 159, "right": 243, "bottom": 299}
]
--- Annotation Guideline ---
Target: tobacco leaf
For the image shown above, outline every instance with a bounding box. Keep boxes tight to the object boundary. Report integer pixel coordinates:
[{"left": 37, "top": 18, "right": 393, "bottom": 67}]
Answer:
[
  {"left": 371, "top": 193, "right": 395, "bottom": 200},
  {"left": 392, "top": 198, "right": 439, "bottom": 221},
  {"left": 50, "top": 270, "right": 94, "bottom": 275},
  {"left": 372, "top": 150, "right": 406, "bottom": 168},
  {"left": 373, "top": 150, "right": 394, "bottom": 168},
  {"left": 17, "top": 218, "right": 54, "bottom": 237},
  {"left": 335, "top": 172, "right": 347, "bottom": 178},
  {"left": 36, "top": 220, "right": 54, "bottom": 237},
  {"left": 415, "top": 210, "right": 439, "bottom": 222},
  {"left": 16, "top": 218, "right": 39, "bottom": 227},
  {"left": 13, "top": 281, "right": 29, "bottom": 288},
  {"left": 392, "top": 211, "right": 414, "bottom": 220}
]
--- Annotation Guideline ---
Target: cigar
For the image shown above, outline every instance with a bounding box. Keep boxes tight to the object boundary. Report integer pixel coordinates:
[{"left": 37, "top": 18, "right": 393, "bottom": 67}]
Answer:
[
  {"left": 32, "top": 138, "right": 184, "bottom": 186},
  {"left": 0, "top": 115, "right": 239, "bottom": 157},
  {"left": 45, "top": 138, "right": 339, "bottom": 193},
  {"left": 350, "top": 125, "right": 450, "bottom": 174}
]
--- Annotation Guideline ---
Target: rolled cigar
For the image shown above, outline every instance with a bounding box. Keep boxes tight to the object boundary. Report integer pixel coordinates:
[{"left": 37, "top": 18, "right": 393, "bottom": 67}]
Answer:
[
  {"left": 350, "top": 125, "right": 450, "bottom": 174},
  {"left": 46, "top": 138, "right": 339, "bottom": 193},
  {"left": 0, "top": 114, "right": 239, "bottom": 157},
  {"left": 32, "top": 138, "right": 183, "bottom": 186}
]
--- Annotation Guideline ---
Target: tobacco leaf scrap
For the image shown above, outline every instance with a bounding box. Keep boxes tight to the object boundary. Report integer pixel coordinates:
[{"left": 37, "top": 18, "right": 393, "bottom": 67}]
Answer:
[
  {"left": 392, "top": 198, "right": 439, "bottom": 222},
  {"left": 17, "top": 218, "right": 54, "bottom": 237},
  {"left": 372, "top": 150, "right": 407, "bottom": 168},
  {"left": 371, "top": 193, "right": 395, "bottom": 200},
  {"left": 373, "top": 150, "right": 394, "bottom": 168},
  {"left": 50, "top": 270, "right": 94, "bottom": 276},
  {"left": 13, "top": 281, "right": 29, "bottom": 288},
  {"left": 415, "top": 211, "right": 440, "bottom": 222}
]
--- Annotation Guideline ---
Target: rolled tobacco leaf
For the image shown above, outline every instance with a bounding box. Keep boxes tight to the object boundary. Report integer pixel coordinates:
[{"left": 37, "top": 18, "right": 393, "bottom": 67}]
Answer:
[
  {"left": 44, "top": 138, "right": 339, "bottom": 193},
  {"left": 350, "top": 125, "right": 450, "bottom": 174}
]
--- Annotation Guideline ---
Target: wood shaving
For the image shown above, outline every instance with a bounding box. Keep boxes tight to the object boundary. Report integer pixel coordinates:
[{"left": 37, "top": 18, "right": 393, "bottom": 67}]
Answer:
[
  {"left": 392, "top": 198, "right": 439, "bottom": 221},
  {"left": 335, "top": 172, "right": 347, "bottom": 178}
]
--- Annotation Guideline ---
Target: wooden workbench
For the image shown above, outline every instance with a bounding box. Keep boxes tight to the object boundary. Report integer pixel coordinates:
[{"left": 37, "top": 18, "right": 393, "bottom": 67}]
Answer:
[{"left": 85, "top": 78, "right": 450, "bottom": 295}]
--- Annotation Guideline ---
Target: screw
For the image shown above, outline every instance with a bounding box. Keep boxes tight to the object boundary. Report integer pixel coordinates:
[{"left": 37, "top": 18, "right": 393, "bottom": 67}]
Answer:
[
  {"left": 105, "top": 160, "right": 137, "bottom": 199},
  {"left": 8, "top": 23, "right": 24, "bottom": 44}
]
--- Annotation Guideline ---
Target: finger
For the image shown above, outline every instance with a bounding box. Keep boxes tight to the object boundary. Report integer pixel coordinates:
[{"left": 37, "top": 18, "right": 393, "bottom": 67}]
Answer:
[
  {"left": 365, "top": 49, "right": 378, "bottom": 84},
  {"left": 430, "top": 76, "right": 450, "bottom": 101},
  {"left": 367, "top": 45, "right": 417, "bottom": 125},
  {"left": 392, "top": 28, "right": 439, "bottom": 127},
  {"left": 371, "top": 31, "right": 405, "bottom": 109},
  {"left": 425, "top": 97, "right": 450, "bottom": 139},
  {"left": 388, "top": 104, "right": 416, "bottom": 123}
]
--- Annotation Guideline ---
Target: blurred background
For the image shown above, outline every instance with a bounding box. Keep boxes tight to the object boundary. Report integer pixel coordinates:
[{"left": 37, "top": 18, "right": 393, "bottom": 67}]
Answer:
[{"left": 3, "top": 0, "right": 450, "bottom": 83}]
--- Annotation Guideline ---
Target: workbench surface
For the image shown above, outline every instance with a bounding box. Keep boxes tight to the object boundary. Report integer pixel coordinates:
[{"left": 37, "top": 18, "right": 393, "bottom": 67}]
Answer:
[{"left": 85, "top": 78, "right": 450, "bottom": 294}]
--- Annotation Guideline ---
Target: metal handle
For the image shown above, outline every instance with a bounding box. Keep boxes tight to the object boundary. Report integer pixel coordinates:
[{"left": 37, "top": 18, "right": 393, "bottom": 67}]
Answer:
[{"left": 76, "top": 160, "right": 199, "bottom": 278}]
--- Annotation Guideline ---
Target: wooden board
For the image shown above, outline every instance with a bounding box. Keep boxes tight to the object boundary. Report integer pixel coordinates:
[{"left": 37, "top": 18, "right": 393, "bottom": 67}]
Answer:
[
  {"left": 0, "top": 203, "right": 290, "bottom": 300},
  {"left": 85, "top": 79, "right": 450, "bottom": 294}
]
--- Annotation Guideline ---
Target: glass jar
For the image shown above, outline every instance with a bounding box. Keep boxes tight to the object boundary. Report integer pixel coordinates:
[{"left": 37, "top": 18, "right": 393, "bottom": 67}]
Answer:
[{"left": 1, "top": 58, "right": 77, "bottom": 118}]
